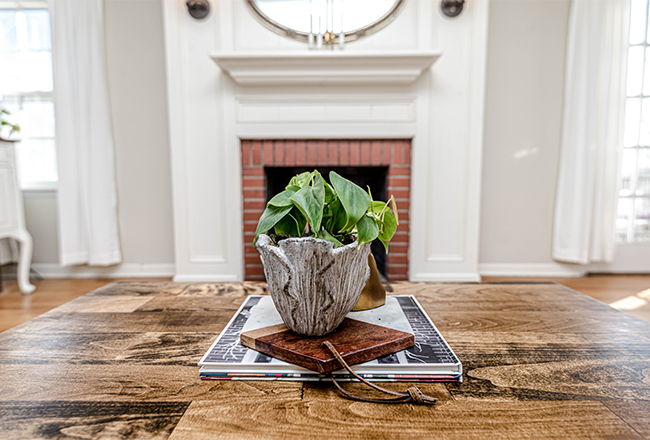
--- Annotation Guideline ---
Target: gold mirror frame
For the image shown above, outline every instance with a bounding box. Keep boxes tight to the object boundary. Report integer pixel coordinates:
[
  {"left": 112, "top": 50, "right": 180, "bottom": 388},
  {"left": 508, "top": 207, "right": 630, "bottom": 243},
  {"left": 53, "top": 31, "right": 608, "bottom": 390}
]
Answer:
[{"left": 245, "top": 0, "right": 407, "bottom": 44}]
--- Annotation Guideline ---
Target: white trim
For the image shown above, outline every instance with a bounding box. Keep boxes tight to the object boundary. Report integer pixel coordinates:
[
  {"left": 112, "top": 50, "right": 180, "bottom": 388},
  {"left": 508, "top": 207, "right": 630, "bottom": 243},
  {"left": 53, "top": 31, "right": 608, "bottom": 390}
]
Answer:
[
  {"left": 0, "top": 1, "right": 49, "bottom": 10},
  {"left": 479, "top": 263, "right": 587, "bottom": 278},
  {"left": 20, "top": 181, "right": 57, "bottom": 192},
  {"left": 411, "top": 272, "right": 481, "bottom": 282},
  {"left": 31, "top": 263, "right": 176, "bottom": 279},
  {"left": 211, "top": 51, "right": 442, "bottom": 86},
  {"left": 236, "top": 124, "right": 417, "bottom": 140},
  {"left": 22, "top": 187, "right": 56, "bottom": 198}
]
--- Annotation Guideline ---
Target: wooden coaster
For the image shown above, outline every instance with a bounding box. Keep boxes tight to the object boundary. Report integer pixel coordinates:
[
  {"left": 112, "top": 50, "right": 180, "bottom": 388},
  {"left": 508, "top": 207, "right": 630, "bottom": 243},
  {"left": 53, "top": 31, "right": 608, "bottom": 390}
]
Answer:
[{"left": 240, "top": 318, "right": 414, "bottom": 374}]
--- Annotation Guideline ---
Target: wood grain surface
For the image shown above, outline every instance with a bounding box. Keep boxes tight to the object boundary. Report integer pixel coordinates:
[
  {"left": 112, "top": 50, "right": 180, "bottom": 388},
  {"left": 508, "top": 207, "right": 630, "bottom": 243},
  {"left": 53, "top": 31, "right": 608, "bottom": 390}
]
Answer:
[
  {"left": 0, "top": 281, "right": 649, "bottom": 439},
  {"left": 240, "top": 318, "right": 414, "bottom": 373}
]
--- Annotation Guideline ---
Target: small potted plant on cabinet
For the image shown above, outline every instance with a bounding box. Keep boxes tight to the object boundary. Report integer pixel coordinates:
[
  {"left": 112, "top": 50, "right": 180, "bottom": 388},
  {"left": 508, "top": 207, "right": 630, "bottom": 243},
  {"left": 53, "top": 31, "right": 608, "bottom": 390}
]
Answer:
[
  {"left": 254, "top": 170, "right": 399, "bottom": 336},
  {"left": 0, "top": 108, "right": 20, "bottom": 142}
]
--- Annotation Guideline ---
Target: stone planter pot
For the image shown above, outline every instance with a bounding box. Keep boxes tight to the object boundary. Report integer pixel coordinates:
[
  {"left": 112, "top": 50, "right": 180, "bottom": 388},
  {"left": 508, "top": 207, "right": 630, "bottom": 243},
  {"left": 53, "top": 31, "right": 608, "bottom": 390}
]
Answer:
[{"left": 256, "top": 234, "right": 372, "bottom": 336}]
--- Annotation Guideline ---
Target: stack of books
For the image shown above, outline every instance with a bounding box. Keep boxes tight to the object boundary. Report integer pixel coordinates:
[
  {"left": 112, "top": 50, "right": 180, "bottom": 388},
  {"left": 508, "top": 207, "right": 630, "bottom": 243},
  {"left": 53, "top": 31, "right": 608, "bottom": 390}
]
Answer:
[{"left": 198, "top": 295, "right": 462, "bottom": 383}]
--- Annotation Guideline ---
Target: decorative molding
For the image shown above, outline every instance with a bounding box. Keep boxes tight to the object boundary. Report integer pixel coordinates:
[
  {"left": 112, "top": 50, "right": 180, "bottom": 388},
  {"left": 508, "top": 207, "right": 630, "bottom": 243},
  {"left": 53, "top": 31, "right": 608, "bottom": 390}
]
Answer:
[
  {"left": 236, "top": 96, "right": 416, "bottom": 124},
  {"left": 31, "top": 263, "right": 176, "bottom": 279},
  {"left": 478, "top": 263, "right": 587, "bottom": 278},
  {"left": 236, "top": 123, "right": 417, "bottom": 140},
  {"left": 211, "top": 51, "right": 442, "bottom": 86}
]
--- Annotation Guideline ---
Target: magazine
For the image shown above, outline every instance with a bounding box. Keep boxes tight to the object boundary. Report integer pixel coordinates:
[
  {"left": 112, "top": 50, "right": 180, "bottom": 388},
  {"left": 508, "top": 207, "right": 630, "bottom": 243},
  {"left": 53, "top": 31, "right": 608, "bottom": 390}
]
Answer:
[{"left": 198, "top": 295, "right": 462, "bottom": 382}]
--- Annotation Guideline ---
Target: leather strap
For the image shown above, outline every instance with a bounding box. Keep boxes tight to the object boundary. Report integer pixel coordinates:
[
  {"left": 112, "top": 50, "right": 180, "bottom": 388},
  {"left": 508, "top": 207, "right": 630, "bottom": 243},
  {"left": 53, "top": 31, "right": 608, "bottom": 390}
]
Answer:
[{"left": 323, "top": 341, "right": 437, "bottom": 405}]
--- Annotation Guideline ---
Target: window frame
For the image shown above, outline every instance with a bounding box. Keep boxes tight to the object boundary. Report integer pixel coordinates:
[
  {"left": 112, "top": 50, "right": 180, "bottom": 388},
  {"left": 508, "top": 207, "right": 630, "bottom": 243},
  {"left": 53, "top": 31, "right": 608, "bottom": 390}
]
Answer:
[{"left": 618, "top": 0, "right": 650, "bottom": 244}]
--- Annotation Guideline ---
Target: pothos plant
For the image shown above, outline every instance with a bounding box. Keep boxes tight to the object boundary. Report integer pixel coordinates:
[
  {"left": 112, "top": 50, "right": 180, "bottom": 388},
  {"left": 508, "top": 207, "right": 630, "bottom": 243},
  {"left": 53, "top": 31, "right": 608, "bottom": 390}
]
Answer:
[
  {"left": 0, "top": 109, "right": 20, "bottom": 141},
  {"left": 254, "top": 170, "right": 399, "bottom": 252}
]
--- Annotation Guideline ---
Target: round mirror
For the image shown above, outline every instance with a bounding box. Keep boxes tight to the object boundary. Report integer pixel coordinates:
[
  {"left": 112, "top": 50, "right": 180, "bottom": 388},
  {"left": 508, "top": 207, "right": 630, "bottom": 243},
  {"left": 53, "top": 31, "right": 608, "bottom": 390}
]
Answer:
[{"left": 246, "top": 0, "right": 406, "bottom": 44}]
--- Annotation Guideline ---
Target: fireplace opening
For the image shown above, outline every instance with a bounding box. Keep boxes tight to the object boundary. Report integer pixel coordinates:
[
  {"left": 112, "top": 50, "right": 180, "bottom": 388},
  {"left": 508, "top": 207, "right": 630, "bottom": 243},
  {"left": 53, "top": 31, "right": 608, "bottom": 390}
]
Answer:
[{"left": 265, "top": 166, "right": 389, "bottom": 277}]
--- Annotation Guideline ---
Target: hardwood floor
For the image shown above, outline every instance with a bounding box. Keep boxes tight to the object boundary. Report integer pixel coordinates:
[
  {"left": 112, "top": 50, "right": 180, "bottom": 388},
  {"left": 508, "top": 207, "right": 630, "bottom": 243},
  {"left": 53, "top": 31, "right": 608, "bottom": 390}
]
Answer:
[
  {"left": 0, "top": 274, "right": 648, "bottom": 333},
  {"left": 483, "top": 275, "right": 650, "bottom": 323},
  {"left": 0, "top": 277, "right": 171, "bottom": 333}
]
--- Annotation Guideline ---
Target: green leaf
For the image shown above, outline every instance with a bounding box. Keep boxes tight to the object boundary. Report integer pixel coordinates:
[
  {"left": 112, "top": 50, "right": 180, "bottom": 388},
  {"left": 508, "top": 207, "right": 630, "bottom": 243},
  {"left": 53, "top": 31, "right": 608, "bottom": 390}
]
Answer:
[
  {"left": 254, "top": 205, "right": 292, "bottom": 245},
  {"left": 378, "top": 211, "right": 397, "bottom": 253},
  {"left": 324, "top": 181, "right": 335, "bottom": 204},
  {"left": 289, "top": 172, "right": 312, "bottom": 188},
  {"left": 356, "top": 214, "right": 379, "bottom": 247},
  {"left": 390, "top": 196, "right": 399, "bottom": 225},
  {"left": 312, "top": 170, "right": 326, "bottom": 204},
  {"left": 329, "top": 171, "right": 371, "bottom": 232},
  {"left": 290, "top": 185, "right": 325, "bottom": 232},
  {"left": 268, "top": 187, "right": 298, "bottom": 207},
  {"left": 370, "top": 201, "right": 387, "bottom": 214},
  {"left": 328, "top": 197, "right": 348, "bottom": 233},
  {"left": 275, "top": 209, "right": 305, "bottom": 237},
  {"left": 317, "top": 229, "right": 344, "bottom": 247}
]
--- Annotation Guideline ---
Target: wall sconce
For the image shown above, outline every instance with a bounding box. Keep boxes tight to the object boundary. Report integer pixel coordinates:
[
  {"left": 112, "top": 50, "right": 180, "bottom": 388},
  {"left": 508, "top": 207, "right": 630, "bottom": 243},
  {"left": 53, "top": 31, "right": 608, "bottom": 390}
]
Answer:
[
  {"left": 186, "top": 0, "right": 210, "bottom": 20},
  {"left": 441, "top": 0, "right": 464, "bottom": 17}
]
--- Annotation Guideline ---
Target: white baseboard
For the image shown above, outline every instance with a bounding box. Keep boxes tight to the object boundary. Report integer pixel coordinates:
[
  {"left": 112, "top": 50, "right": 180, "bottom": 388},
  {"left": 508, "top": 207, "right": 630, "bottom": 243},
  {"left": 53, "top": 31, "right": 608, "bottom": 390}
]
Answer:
[
  {"left": 479, "top": 263, "right": 586, "bottom": 278},
  {"left": 31, "top": 263, "right": 176, "bottom": 279},
  {"left": 411, "top": 272, "right": 482, "bottom": 282},
  {"left": 172, "top": 274, "right": 240, "bottom": 282}
]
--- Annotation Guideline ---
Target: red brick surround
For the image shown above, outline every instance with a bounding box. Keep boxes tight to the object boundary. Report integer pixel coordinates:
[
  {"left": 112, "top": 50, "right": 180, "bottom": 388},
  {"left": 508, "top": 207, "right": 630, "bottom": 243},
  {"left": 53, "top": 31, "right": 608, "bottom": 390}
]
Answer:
[{"left": 241, "top": 139, "right": 411, "bottom": 281}]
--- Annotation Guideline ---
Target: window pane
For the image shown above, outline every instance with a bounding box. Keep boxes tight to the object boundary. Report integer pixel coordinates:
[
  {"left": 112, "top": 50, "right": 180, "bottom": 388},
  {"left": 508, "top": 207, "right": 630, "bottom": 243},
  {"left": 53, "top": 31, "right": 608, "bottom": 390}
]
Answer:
[
  {"left": 18, "top": 51, "right": 52, "bottom": 92},
  {"left": 14, "top": 139, "right": 58, "bottom": 185},
  {"left": 617, "top": 197, "right": 633, "bottom": 242},
  {"left": 634, "top": 197, "right": 650, "bottom": 241},
  {"left": 631, "top": 0, "right": 648, "bottom": 44},
  {"left": 0, "top": 51, "right": 53, "bottom": 93},
  {"left": 0, "top": 10, "right": 17, "bottom": 51},
  {"left": 624, "top": 98, "right": 642, "bottom": 147},
  {"left": 17, "top": 100, "right": 55, "bottom": 138},
  {"left": 620, "top": 148, "right": 638, "bottom": 197},
  {"left": 628, "top": 46, "right": 645, "bottom": 96},
  {"left": 641, "top": 99, "right": 650, "bottom": 146},
  {"left": 638, "top": 149, "right": 650, "bottom": 196},
  {"left": 23, "top": 10, "right": 51, "bottom": 51},
  {"left": 0, "top": 52, "right": 20, "bottom": 94}
]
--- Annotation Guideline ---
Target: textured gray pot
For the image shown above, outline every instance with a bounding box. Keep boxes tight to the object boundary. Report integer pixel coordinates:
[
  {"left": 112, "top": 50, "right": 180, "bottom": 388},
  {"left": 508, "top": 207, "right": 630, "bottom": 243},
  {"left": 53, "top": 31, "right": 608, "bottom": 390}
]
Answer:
[{"left": 256, "top": 234, "right": 372, "bottom": 336}]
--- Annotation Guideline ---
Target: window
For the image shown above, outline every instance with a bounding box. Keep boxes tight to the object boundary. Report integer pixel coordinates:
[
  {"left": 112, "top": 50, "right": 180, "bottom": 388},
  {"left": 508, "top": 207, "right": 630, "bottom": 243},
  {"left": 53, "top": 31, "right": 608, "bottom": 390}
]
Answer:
[
  {"left": 0, "top": 2, "right": 57, "bottom": 190},
  {"left": 618, "top": 0, "right": 650, "bottom": 243}
]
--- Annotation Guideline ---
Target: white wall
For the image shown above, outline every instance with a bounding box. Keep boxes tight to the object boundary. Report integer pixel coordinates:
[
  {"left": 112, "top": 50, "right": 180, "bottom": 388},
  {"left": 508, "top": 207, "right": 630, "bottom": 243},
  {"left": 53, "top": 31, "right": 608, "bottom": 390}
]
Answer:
[
  {"left": 479, "top": 0, "right": 583, "bottom": 276},
  {"left": 24, "top": 0, "right": 175, "bottom": 277},
  {"left": 104, "top": 0, "right": 174, "bottom": 266}
]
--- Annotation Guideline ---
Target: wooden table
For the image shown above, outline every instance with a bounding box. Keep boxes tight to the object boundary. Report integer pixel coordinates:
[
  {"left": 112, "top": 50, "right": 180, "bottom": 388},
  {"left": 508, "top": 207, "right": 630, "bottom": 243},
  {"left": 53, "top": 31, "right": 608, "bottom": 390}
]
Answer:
[{"left": 1, "top": 282, "right": 649, "bottom": 439}]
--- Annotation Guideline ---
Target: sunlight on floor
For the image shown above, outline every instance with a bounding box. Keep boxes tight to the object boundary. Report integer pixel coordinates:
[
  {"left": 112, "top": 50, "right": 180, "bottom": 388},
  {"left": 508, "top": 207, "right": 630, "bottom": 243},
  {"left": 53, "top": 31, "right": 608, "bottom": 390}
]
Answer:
[
  {"left": 609, "top": 288, "right": 650, "bottom": 310},
  {"left": 610, "top": 295, "right": 648, "bottom": 310}
]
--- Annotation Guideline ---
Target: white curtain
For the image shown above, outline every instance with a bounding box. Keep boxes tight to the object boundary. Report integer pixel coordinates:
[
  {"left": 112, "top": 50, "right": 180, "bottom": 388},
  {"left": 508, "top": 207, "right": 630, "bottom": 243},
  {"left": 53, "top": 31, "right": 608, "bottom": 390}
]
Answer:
[
  {"left": 553, "top": 0, "right": 629, "bottom": 265},
  {"left": 50, "top": 0, "right": 122, "bottom": 266}
]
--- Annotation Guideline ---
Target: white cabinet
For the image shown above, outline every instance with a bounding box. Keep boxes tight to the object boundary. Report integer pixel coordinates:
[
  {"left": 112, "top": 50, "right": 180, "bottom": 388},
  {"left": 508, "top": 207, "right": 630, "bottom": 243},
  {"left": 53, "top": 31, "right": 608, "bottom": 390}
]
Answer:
[{"left": 0, "top": 141, "right": 35, "bottom": 294}]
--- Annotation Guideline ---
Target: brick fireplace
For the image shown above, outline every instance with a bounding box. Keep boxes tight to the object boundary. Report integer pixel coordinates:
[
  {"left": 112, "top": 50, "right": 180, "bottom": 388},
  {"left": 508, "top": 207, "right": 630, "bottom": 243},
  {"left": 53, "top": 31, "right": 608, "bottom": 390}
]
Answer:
[{"left": 241, "top": 139, "right": 411, "bottom": 281}]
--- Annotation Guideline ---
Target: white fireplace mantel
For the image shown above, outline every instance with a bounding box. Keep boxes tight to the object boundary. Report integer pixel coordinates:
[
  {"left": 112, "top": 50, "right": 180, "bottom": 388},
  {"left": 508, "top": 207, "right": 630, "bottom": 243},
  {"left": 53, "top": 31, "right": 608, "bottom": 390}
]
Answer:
[{"left": 211, "top": 51, "right": 442, "bottom": 86}]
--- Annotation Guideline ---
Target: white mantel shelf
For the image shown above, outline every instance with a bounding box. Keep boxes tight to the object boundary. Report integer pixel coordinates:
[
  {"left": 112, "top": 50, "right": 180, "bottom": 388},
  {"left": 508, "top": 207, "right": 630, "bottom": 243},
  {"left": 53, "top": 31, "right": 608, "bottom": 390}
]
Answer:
[{"left": 210, "top": 51, "right": 442, "bottom": 86}]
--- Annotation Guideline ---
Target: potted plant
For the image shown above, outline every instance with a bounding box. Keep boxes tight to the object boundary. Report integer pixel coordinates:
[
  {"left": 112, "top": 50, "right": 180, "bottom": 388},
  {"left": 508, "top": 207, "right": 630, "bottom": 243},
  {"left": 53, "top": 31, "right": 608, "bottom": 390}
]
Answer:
[
  {"left": 254, "top": 170, "right": 399, "bottom": 336},
  {"left": 0, "top": 108, "right": 20, "bottom": 142}
]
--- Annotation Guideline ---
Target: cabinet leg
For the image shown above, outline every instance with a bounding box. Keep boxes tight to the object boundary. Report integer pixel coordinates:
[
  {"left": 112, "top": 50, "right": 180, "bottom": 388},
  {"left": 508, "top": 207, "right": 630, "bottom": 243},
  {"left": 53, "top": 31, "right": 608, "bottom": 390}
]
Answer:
[{"left": 15, "top": 231, "right": 36, "bottom": 294}]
